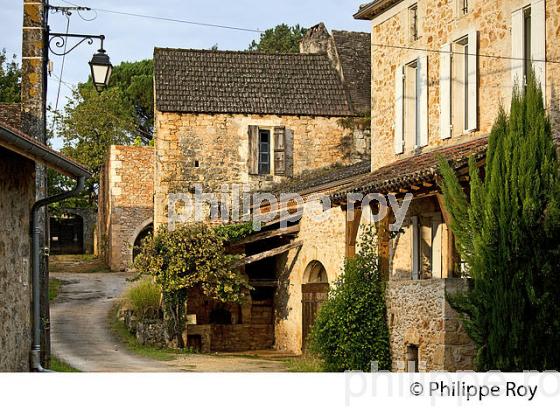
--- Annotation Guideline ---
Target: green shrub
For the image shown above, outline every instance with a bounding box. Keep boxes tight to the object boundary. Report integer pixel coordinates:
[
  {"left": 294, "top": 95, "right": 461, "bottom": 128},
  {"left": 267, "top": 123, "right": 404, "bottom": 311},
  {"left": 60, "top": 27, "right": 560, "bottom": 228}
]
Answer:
[
  {"left": 309, "top": 225, "right": 391, "bottom": 372},
  {"left": 123, "top": 278, "right": 162, "bottom": 320}
]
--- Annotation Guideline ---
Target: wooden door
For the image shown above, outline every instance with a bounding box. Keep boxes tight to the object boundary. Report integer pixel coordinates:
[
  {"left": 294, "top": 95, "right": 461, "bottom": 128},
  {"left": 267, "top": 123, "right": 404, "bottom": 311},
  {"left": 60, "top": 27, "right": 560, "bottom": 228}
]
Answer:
[{"left": 302, "top": 283, "right": 329, "bottom": 350}]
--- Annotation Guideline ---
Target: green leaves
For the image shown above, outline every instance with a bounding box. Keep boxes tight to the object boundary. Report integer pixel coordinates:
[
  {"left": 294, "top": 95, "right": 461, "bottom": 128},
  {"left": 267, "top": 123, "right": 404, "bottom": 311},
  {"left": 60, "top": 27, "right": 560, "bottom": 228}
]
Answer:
[
  {"left": 439, "top": 70, "right": 560, "bottom": 371},
  {"left": 309, "top": 225, "right": 391, "bottom": 372},
  {"left": 248, "top": 24, "right": 307, "bottom": 53},
  {"left": 0, "top": 49, "right": 21, "bottom": 103}
]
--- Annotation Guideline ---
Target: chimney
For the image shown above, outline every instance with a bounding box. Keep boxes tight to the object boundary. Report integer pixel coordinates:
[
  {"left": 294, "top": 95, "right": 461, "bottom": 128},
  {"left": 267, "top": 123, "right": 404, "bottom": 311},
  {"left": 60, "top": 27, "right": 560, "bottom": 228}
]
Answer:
[{"left": 300, "top": 23, "right": 343, "bottom": 82}]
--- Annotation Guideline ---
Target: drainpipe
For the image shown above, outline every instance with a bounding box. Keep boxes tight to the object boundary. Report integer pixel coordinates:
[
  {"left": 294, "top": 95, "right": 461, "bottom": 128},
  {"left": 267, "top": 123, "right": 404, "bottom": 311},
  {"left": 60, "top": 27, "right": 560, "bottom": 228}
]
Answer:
[{"left": 30, "top": 176, "right": 86, "bottom": 372}]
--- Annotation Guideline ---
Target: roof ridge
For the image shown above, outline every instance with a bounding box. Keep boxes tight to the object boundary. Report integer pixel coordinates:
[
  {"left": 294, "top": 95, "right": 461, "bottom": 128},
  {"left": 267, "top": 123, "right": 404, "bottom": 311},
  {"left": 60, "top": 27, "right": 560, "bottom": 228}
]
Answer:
[{"left": 154, "top": 47, "right": 327, "bottom": 58}]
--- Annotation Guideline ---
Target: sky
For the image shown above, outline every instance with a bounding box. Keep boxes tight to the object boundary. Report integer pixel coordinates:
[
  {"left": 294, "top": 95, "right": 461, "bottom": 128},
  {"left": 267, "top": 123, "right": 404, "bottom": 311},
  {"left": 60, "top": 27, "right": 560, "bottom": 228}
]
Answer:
[{"left": 0, "top": 0, "right": 370, "bottom": 148}]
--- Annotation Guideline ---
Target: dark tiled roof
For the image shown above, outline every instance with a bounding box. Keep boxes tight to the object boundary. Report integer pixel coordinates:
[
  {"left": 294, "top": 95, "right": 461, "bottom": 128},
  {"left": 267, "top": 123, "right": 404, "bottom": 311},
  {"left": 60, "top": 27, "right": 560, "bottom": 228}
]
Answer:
[
  {"left": 332, "top": 31, "right": 371, "bottom": 114},
  {"left": 354, "top": 0, "right": 402, "bottom": 20},
  {"left": 0, "top": 103, "right": 21, "bottom": 129},
  {"left": 154, "top": 48, "right": 354, "bottom": 117},
  {"left": 332, "top": 137, "right": 489, "bottom": 200},
  {"left": 267, "top": 160, "right": 371, "bottom": 196}
]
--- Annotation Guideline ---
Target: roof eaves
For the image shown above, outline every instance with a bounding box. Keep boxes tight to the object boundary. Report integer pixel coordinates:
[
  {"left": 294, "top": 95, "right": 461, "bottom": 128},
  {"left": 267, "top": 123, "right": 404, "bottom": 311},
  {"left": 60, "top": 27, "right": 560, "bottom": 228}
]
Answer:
[{"left": 0, "top": 122, "right": 91, "bottom": 179}]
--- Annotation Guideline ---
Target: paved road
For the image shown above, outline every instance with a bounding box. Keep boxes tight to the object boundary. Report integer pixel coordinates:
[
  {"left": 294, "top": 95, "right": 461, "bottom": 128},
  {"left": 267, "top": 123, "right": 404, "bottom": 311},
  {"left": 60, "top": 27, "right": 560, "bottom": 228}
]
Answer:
[
  {"left": 50, "top": 272, "right": 173, "bottom": 372},
  {"left": 50, "top": 271, "right": 288, "bottom": 372}
]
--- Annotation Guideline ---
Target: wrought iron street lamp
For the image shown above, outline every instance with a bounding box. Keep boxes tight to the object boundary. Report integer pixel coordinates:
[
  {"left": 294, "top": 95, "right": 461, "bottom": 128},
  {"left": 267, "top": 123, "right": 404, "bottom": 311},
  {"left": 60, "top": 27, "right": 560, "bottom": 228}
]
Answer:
[{"left": 89, "top": 44, "right": 113, "bottom": 92}]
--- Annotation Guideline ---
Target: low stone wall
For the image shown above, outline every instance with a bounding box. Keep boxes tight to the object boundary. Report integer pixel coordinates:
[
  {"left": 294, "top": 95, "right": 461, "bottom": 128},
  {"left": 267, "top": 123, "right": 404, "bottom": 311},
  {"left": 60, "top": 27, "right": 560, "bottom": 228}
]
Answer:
[
  {"left": 210, "top": 324, "right": 274, "bottom": 352},
  {"left": 386, "top": 278, "right": 475, "bottom": 372}
]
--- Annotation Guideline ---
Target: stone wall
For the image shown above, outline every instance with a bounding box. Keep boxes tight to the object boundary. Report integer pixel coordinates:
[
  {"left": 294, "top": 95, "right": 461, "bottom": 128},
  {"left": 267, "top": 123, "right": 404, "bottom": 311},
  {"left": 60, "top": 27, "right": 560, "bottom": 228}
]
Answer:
[
  {"left": 154, "top": 111, "right": 367, "bottom": 227},
  {"left": 0, "top": 148, "right": 34, "bottom": 371},
  {"left": 369, "top": 0, "right": 560, "bottom": 170},
  {"left": 386, "top": 278, "right": 475, "bottom": 372},
  {"left": 275, "top": 201, "right": 348, "bottom": 353},
  {"left": 0, "top": 104, "right": 22, "bottom": 129},
  {"left": 98, "top": 146, "right": 154, "bottom": 271}
]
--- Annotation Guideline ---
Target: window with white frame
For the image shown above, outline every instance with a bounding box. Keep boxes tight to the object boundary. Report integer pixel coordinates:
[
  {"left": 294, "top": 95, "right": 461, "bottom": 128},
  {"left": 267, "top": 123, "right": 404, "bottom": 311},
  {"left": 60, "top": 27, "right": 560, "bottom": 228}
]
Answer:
[
  {"left": 440, "top": 30, "right": 478, "bottom": 139},
  {"left": 394, "top": 56, "right": 428, "bottom": 154},
  {"left": 511, "top": 1, "right": 546, "bottom": 95}
]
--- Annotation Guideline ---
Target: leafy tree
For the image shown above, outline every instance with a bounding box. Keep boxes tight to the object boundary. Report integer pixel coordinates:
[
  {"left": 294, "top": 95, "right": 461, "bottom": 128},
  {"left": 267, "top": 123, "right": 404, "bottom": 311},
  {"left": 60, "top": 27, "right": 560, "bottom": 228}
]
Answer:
[
  {"left": 248, "top": 24, "right": 307, "bottom": 53},
  {"left": 134, "top": 224, "right": 250, "bottom": 347},
  {"left": 310, "top": 225, "right": 391, "bottom": 372},
  {"left": 0, "top": 49, "right": 21, "bottom": 103},
  {"left": 439, "top": 72, "right": 560, "bottom": 371},
  {"left": 55, "top": 85, "right": 138, "bottom": 206}
]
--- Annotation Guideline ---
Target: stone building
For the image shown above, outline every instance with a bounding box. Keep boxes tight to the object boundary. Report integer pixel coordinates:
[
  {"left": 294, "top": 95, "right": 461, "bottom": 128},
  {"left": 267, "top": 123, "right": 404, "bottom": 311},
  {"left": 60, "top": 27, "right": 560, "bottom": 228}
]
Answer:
[
  {"left": 98, "top": 145, "right": 155, "bottom": 271},
  {"left": 142, "top": 24, "right": 373, "bottom": 351},
  {"left": 153, "top": 24, "right": 371, "bottom": 228},
  {"left": 319, "top": 0, "right": 560, "bottom": 371},
  {"left": 0, "top": 115, "right": 90, "bottom": 371}
]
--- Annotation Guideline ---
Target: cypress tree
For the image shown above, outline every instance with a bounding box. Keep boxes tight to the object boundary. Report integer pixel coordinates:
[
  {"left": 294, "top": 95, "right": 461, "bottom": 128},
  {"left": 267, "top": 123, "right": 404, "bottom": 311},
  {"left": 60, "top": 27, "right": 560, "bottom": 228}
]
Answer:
[{"left": 439, "top": 71, "right": 560, "bottom": 371}]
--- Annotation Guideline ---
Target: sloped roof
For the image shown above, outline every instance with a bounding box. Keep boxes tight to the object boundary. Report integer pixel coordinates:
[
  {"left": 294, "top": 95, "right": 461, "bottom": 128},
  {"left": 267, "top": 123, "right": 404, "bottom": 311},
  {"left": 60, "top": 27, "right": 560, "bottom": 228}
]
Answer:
[
  {"left": 354, "top": 0, "right": 402, "bottom": 20},
  {"left": 0, "top": 103, "right": 21, "bottom": 129},
  {"left": 332, "top": 31, "right": 371, "bottom": 114},
  {"left": 331, "top": 137, "right": 489, "bottom": 201},
  {"left": 0, "top": 121, "right": 91, "bottom": 178},
  {"left": 267, "top": 159, "right": 371, "bottom": 196},
  {"left": 154, "top": 48, "right": 354, "bottom": 117}
]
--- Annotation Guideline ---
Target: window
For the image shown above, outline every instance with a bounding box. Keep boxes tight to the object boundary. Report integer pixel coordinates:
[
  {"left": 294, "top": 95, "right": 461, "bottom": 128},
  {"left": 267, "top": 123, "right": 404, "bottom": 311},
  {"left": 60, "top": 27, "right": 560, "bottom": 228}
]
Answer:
[
  {"left": 440, "top": 31, "right": 478, "bottom": 139},
  {"left": 511, "top": 2, "right": 545, "bottom": 96},
  {"left": 407, "top": 345, "right": 419, "bottom": 373},
  {"left": 409, "top": 4, "right": 418, "bottom": 42},
  {"left": 523, "top": 7, "right": 532, "bottom": 86},
  {"left": 248, "top": 126, "right": 293, "bottom": 176},
  {"left": 394, "top": 57, "right": 428, "bottom": 154},
  {"left": 258, "top": 129, "right": 271, "bottom": 175}
]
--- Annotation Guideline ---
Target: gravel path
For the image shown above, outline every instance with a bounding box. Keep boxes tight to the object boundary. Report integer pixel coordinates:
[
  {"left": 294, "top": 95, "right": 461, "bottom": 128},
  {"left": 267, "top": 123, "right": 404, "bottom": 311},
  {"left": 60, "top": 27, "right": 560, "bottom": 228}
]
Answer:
[{"left": 50, "top": 271, "right": 287, "bottom": 372}]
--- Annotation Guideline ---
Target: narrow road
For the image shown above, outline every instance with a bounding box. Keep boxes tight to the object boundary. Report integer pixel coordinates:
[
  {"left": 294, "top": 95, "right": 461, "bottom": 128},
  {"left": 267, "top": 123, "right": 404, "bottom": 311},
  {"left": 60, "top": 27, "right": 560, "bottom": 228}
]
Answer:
[
  {"left": 50, "top": 272, "right": 172, "bottom": 372},
  {"left": 50, "top": 270, "right": 288, "bottom": 372}
]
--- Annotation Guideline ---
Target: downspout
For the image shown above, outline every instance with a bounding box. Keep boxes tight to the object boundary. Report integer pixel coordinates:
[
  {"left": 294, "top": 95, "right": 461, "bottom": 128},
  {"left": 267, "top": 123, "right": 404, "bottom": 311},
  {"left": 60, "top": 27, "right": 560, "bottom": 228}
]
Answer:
[{"left": 30, "top": 175, "right": 86, "bottom": 372}]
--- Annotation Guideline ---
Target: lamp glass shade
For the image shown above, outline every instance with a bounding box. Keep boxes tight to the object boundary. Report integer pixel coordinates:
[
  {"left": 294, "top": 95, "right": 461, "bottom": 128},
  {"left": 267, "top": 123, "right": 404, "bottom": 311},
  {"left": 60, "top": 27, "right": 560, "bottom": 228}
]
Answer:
[{"left": 89, "top": 50, "right": 113, "bottom": 92}]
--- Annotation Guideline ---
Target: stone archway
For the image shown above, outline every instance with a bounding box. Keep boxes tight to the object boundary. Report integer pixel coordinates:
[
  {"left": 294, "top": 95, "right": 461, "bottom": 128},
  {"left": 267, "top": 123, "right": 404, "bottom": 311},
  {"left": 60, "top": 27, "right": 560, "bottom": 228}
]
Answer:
[
  {"left": 301, "top": 260, "right": 329, "bottom": 350},
  {"left": 130, "top": 219, "right": 153, "bottom": 266}
]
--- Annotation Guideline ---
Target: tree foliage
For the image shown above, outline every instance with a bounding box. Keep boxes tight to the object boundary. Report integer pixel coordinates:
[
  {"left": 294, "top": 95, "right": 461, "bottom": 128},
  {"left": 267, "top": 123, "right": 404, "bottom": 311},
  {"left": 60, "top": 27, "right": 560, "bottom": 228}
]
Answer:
[
  {"left": 309, "top": 225, "right": 391, "bottom": 372},
  {"left": 438, "top": 72, "right": 560, "bottom": 371},
  {"left": 134, "top": 224, "right": 250, "bottom": 347},
  {"left": 248, "top": 24, "right": 307, "bottom": 53},
  {"left": 53, "top": 59, "right": 154, "bottom": 206},
  {"left": 0, "top": 49, "right": 21, "bottom": 103}
]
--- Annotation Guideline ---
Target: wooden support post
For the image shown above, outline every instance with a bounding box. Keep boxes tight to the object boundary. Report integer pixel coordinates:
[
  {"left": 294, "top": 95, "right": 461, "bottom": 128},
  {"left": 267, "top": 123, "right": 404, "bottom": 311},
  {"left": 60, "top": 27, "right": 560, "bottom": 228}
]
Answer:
[{"left": 345, "top": 206, "right": 362, "bottom": 258}]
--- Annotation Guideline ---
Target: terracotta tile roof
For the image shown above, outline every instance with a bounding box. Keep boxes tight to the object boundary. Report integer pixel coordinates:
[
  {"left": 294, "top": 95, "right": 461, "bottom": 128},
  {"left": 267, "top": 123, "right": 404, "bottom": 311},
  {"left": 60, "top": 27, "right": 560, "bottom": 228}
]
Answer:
[
  {"left": 332, "top": 136, "right": 489, "bottom": 200},
  {"left": 0, "top": 103, "right": 21, "bottom": 129},
  {"left": 267, "top": 160, "right": 371, "bottom": 196},
  {"left": 332, "top": 30, "right": 371, "bottom": 114},
  {"left": 154, "top": 48, "right": 354, "bottom": 117}
]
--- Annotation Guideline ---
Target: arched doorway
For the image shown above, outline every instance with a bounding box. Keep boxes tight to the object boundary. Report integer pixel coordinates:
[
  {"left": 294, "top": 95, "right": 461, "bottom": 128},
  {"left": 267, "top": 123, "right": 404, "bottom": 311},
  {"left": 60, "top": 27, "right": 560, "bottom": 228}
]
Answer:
[
  {"left": 302, "top": 260, "right": 329, "bottom": 350},
  {"left": 50, "top": 213, "right": 84, "bottom": 254},
  {"left": 132, "top": 223, "right": 153, "bottom": 262}
]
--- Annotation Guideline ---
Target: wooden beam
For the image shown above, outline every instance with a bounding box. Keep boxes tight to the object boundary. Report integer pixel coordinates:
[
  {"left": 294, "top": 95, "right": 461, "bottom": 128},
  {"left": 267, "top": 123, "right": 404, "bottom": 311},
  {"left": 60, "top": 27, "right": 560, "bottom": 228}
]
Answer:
[
  {"left": 234, "top": 224, "right": 300, "bottom": 246},
  {"left": 241, "top": 241, "right": 303, "bottom": 266},
  {"left": 346, "top": 207, "right": 362, "bottom": 258}
]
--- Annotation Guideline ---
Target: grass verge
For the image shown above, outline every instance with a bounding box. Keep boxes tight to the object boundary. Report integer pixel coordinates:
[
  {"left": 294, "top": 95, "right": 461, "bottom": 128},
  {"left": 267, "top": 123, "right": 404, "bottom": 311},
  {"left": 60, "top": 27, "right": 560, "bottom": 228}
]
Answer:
[
  {"left": 109, "top": 304, "right": 189, "bottom": 362},
  {"left": 50, "top": 356, "right": 80, "bottom": 372},
  {"left": 49, "top": 278, "right": 63, "bottom": 302},
  {"left": 283, "top": 354, "right": 325, "bottom": 372}
]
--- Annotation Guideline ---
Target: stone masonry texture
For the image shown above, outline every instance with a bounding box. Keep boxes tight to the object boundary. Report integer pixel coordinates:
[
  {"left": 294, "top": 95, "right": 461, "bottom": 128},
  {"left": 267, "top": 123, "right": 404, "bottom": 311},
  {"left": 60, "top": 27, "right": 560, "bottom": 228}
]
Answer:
[
  {"left": 98, "top": 146, "right": 154, "bottom": 271},
  {"left": 0, "top": 148, "right": 34, "bottom": 371}
]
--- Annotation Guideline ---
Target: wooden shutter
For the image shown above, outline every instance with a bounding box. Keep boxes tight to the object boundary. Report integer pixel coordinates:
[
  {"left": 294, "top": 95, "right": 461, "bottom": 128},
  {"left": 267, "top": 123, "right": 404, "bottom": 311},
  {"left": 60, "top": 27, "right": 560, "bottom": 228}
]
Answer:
[
  {"left": 532, "top": 0, "right": 546, "bottom": 98},
  {"left": 440, "top": 43, "right": 452, "bottom": 140},
  {"left": 273, "top": 127, "right": 286, "bottom": 176},
  {"left": 285, "top": 128, "right": 294, "bottom": 177},
  {"left": 248, "top": 125, "right": 259, "bottom": 175},
  {"left": 431, "top": 214, "right": 443, "bottom": 278},
  {"left": 394, "top": 65, "right": 405, "bottom": 154},
  {"left": 411, "top": 216, "right": 420, "bottom": 280},
  {"left": 511, "top": 9, "right": 524, "bottom": 90},
  {"left": 466, "top": 30, "right": 478, "bottom": 132},
  {"left": 417, "top": 55, "right": 429, "bottom": 147}
]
